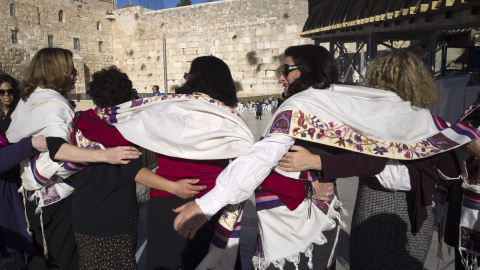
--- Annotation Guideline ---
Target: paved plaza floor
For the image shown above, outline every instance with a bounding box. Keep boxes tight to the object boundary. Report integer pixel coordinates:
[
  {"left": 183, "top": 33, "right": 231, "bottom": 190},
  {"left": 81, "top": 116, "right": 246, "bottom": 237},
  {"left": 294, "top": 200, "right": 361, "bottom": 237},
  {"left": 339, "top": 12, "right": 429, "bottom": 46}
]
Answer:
[{"left": 135, "top": 109, "right": 455, "bottom": 270}]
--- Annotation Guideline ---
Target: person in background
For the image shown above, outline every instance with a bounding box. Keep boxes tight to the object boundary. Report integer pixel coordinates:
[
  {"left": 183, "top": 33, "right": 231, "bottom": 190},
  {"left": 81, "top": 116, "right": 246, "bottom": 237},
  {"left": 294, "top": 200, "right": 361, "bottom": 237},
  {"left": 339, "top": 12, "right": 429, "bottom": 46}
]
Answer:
[
  {"left": 256, "top": 100, "right": 263, "bottom": 120},
  {"left": 0, "top": 74, "right": 20, "bottom": 138},
  {"left": 150, "top": 85, "right": 163, "bottom": 97},
  {"left": 132, "top": 88, "right": 139, "bottom": 99}
]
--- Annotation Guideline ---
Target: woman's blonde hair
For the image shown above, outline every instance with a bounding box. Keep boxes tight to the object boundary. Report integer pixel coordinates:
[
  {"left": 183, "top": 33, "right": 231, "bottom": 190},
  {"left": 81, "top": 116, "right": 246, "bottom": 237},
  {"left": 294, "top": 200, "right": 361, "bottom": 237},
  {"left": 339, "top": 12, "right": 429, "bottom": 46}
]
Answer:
[
  {"left": 364, "top": 50, "right": 438, "bottom": 108},
  {"left": 20, "top": 48, "right": 75, "bottom": 101}
]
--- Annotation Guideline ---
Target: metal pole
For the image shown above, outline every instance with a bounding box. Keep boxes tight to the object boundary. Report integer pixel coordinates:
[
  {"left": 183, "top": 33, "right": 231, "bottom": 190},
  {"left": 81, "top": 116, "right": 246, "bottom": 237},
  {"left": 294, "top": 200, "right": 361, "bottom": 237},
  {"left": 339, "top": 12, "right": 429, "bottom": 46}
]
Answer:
[
  {"left": 163, "top": 34, "right": 167, "bottom": 94},
  {"left": 360, "top": 42, "right": 365, "bottom": 80},
  {"left": 428, "top": 31, "right": 437, "bottom": 74}
]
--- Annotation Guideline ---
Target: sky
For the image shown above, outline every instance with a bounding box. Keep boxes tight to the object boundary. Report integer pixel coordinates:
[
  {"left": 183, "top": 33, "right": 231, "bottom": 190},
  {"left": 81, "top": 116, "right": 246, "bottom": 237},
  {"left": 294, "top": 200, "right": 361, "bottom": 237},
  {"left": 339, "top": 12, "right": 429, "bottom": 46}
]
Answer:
[{"left": 117, "top": 0, "right": 215, "bottom": 10}]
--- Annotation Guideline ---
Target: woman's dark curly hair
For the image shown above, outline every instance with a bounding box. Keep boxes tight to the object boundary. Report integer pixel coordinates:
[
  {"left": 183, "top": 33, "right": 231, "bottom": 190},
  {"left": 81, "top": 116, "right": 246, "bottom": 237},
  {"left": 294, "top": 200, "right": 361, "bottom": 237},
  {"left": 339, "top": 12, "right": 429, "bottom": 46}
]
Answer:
[
  {"left": 0, "top": 73, "right": 20, "bottom": 110},
  {"left": 175, "top": 56, "right": 238, "bottom": 107},
  {"left": 87, "top": 66, "right": 133, "bottom": 108},
  {"left": 284, "top": 45, "right": 339, "bottom": 97}
]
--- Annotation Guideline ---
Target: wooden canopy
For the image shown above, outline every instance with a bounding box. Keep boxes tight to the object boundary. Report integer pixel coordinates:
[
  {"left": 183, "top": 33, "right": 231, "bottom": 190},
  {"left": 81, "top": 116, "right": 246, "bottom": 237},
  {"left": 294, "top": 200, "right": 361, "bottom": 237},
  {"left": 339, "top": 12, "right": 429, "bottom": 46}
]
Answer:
[{"left": 302, "top": 0, "right": 480, "bottom": 42}]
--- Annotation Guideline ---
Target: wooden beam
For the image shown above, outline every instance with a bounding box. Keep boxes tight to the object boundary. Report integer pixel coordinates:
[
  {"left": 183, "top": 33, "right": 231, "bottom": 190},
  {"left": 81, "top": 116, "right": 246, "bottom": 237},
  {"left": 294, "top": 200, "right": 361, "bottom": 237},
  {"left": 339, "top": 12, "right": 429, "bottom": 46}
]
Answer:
[{"left": 420, "top": 3, "right": 429, "bottom": 12}]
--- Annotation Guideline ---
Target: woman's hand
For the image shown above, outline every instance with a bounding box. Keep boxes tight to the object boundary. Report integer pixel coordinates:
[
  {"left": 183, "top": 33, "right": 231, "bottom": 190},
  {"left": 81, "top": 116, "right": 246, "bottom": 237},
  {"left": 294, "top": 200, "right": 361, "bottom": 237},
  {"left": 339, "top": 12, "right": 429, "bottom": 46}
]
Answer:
[
  {"left": 102, "top": 146, "right": 142, "bottom": 164},
  {"left": 278, "top": 145, "right": 322, "bottom": 172},
  {"left": 173, "top": 201, "right": 208, "bottom": 239},
  {"left": 311, "top": 181, "right": 334, "bottom": 201},
  {"left": 31, "top": 136, "right": 48, "bottom": 152},
  {"left": 168, "top": 179, "right": 207, "bottom": 199}
]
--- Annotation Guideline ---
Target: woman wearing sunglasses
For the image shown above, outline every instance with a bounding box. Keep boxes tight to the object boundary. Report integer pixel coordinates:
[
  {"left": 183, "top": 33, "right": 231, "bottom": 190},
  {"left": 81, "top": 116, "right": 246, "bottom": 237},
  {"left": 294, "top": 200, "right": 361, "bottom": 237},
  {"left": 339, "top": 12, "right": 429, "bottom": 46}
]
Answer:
[
  {"left": 174, "top": 45, "right": 475, "bottom": 269},
  {"left": 175, "top": 45, "right": 341, "bottom": 270},
  {"left": 0, "top": 73, "right": 36, "bottom": 270},
  {"left": 0, "top": 74, "right": 20, "bottom": 137},
  {"left": 276, "top": 50, "right": 464, "bottom": 269}
]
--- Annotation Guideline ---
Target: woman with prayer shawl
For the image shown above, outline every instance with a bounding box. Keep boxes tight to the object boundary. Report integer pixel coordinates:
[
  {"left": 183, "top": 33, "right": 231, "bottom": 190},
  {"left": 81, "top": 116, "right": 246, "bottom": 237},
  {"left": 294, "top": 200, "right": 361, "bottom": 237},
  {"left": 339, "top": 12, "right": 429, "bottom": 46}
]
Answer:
[
  {"left": 276, "top": 50, "right": 465, "bottom": 269},
  {"left": 175, "top": 45, "right": 345, "bottom": 270},
  {"left": 67, "top": 56, "right": 254, "bottom": 269},
  {"left": 5, "top": 48, "right": 142, "bottom": 269},
  {"left": 441, "top": 95, "right": 480, "bottom": 270},
  {"left": 173, "top": 46, "right": 479, "bottom": 270},
  {"left": 46, "top": 66, "right": 207, "bottom": 268}
]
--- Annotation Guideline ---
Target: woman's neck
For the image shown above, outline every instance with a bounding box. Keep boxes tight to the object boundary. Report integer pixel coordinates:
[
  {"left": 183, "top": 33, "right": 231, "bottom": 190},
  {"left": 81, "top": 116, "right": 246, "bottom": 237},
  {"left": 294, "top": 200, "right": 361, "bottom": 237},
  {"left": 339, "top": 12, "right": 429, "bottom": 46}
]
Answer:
[{"left": 1, "top": 105, "right": 10, "bottom": 118}]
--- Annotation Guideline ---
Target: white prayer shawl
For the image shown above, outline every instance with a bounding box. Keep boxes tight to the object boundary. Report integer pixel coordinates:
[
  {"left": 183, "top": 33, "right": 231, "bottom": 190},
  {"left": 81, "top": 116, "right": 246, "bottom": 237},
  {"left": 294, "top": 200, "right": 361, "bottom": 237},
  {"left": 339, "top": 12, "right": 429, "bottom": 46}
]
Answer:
[
  {"left": 6, "top": 88, "right": 78, "bottom": 209},
  {"left": 253, "top": 194, "right": 342, "bottom": 270},
  {"left": 106, "top": 93, "right": 255, "bottom": 159},
  {"left": 93, "top": 93, "right": 255, "bottom": 270}
]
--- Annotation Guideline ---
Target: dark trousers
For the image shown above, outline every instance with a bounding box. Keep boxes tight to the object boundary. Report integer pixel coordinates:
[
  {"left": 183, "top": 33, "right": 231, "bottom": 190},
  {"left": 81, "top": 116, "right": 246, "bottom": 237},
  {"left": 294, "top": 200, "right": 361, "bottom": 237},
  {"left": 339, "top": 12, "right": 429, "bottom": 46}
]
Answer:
[
  {"left": 25, "top": 194, "right": 78, "bottom": 270},
  {"left": 146, "top": 197, "right": 229, "bottom": 270}
]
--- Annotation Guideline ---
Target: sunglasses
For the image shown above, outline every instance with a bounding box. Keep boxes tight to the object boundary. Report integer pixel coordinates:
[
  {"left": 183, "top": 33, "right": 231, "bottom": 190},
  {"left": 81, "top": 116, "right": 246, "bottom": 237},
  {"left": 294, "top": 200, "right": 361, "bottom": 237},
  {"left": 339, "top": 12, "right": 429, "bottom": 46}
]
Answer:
[
  {"left": 183, "top": 73, "right": 189, "bottom": 80},
  {"left": 281, "top": 64, "right": 302, "bottom": 77},
  {"left": 0, "top": 89, "right": 14, "bottom": 96}
]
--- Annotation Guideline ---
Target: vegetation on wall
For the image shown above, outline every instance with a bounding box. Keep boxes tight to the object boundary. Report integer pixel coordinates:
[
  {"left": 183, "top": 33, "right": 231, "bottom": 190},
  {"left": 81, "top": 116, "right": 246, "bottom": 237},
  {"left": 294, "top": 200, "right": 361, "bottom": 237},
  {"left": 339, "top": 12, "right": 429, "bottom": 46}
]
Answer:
[{"left": 176, "top": 0, "right": 191, "bottom": 7}]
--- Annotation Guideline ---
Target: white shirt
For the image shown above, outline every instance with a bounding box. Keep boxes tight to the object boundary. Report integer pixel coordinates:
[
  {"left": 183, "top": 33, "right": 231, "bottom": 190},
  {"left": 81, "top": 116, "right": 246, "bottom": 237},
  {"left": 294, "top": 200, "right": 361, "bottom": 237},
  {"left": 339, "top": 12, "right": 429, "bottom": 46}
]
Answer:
[{"left": 196, "top": 134, "right": 294, "bottom": 219}]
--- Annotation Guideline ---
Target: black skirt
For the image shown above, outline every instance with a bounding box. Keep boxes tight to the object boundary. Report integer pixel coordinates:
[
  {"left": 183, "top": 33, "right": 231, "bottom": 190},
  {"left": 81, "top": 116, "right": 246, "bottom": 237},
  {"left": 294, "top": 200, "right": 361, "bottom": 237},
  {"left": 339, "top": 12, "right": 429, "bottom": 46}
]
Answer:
[
  {"left": 74, "top": 218, "right": 138, "bottom": 269},
  {"left": 146, "top": 197, "right": 223, "bottom": 270}
]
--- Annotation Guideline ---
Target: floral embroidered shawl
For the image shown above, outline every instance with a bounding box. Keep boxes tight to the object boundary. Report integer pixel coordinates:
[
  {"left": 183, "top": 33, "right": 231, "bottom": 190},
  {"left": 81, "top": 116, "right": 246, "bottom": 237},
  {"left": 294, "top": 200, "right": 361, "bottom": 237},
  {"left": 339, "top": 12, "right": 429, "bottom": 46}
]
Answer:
[{"left": 264, "top": 85, "right": 480, "bottom": 159}]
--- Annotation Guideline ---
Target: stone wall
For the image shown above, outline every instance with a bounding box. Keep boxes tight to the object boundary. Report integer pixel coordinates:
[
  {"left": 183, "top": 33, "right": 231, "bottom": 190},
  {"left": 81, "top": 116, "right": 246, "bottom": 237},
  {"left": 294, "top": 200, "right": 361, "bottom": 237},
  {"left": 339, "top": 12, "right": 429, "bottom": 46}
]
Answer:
[
  {"left": 0, "top": 0, "right": 115, "bottom": 93},
  {"left": 111, "top": 0, "right": 312, "bottom": 97},
  {"left": 1, "top": 0, "right": 311, "bottom": 98}
]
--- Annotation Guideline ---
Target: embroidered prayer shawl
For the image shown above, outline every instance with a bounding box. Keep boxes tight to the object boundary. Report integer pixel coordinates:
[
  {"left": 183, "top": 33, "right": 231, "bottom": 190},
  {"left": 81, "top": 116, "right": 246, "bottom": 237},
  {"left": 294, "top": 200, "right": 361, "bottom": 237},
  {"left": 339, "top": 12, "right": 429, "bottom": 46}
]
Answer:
[
  {"left": 249, "top": 85, "right": 480, "bottom": 270},
  {"left": 265, "top": 85, "right": 479, "bottom": 160},
  {"left": 100, "top": 93, "right": 255, "bottom": 160},
  {"left": 6, "top": 88, "right": 83, "bottom": 210},
  {"left": 92, "top": 93, "right": 255, "bottom": 270}
]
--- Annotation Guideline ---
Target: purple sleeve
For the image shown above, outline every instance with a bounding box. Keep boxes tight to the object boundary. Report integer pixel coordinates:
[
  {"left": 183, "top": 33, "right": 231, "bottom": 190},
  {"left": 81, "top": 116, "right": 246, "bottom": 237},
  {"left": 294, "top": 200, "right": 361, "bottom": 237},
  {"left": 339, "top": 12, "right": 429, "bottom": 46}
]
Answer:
[
  {"left": 0, "top": 137, "right": 35, "bottom": 173},
  {"left": 320, "top": 153, "right": 388, "bottom": 181}
]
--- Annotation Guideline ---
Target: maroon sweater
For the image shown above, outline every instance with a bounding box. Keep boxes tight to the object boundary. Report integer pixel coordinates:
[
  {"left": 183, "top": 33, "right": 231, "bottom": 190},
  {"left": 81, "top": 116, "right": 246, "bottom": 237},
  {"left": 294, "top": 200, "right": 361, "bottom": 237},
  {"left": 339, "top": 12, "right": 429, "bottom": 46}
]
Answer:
[{"left": 319, "top": 151, "right": 460, "bottom": 234}]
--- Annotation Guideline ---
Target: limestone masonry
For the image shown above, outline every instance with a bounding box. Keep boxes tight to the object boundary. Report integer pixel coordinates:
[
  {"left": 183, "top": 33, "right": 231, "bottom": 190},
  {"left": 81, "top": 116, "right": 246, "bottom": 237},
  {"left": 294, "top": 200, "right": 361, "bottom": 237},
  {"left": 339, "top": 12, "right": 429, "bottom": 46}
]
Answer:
[{"left": 1, "top": 0, "right": 312, "bottom": 98}]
